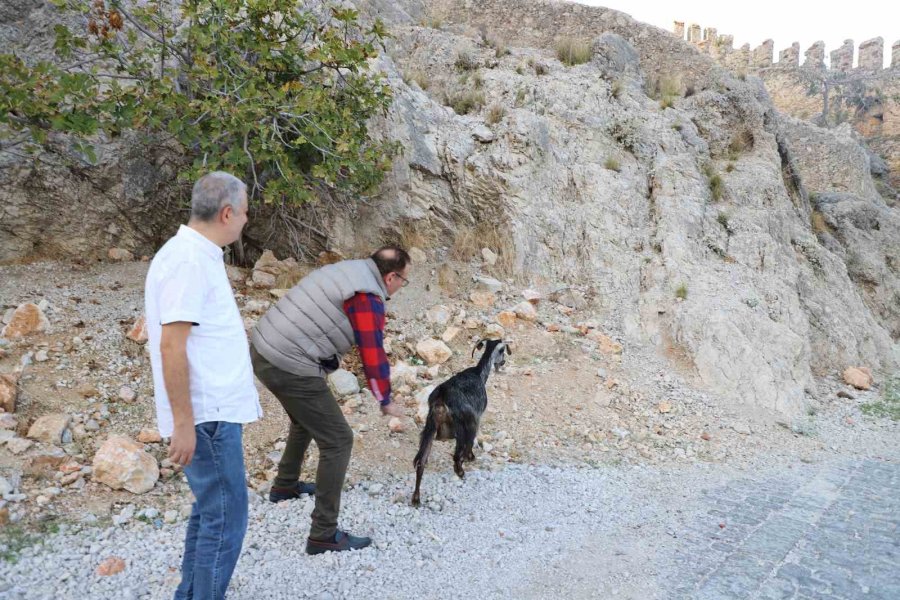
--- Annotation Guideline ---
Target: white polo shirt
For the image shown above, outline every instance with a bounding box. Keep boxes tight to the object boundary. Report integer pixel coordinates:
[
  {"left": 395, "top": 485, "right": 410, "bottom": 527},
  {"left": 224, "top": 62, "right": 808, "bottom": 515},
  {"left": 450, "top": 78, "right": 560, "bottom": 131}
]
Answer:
[{"left": 145, "top": 225, "right": 262, "bottom": 437}]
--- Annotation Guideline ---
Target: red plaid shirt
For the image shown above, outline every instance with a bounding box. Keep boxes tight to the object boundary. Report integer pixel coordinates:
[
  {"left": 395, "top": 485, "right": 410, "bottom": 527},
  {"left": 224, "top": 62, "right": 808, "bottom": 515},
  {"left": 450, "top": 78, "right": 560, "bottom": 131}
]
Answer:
[{"left": 343, "top": 292, "right": 391, "bottom": 406}]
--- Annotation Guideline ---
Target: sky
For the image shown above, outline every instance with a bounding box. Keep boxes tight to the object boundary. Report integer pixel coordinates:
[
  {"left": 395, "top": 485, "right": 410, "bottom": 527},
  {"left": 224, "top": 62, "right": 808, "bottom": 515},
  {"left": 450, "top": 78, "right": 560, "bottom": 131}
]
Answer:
[{"left": 577, "top": 0, "right": 898, "bottom": 68}]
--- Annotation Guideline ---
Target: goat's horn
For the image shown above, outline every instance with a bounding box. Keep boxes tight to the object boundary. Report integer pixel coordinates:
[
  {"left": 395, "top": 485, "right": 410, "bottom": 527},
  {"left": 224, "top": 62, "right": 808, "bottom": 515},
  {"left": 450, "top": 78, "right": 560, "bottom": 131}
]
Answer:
[{"left": 471, "top": 338, "right": 486, "bottom": 358}]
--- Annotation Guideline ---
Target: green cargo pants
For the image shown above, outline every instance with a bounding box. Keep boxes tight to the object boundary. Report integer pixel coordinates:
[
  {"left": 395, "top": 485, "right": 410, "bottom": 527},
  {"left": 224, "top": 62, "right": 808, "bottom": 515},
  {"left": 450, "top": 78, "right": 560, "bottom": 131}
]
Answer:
[{"left": 250, "top": 346, "right": 353, "bottom": 540}]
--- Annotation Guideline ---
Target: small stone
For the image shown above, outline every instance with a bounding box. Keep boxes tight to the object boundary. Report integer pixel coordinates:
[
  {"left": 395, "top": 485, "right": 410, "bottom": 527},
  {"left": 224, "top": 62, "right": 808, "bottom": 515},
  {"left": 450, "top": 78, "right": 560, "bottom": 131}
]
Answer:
[
  {"left": 137, "top": 428, "right": 162, "bottom": 443},
  {"left": 700, "top": 432, "right": 711, "bottom": 441},
  {"left": 27, "top": 413, "right": 71, "bottom": 445},
  {"left": 77, "top": 384, "right": 100, "bottom": 399},
  {"left": 483, "top": 323, "right": 505, "bottom": 339},
  {"left": 328, "top": 370, "right": 360, "bottom": 397},
  {"left": 409, "top": 247, "right": 427, "bottom": 264},
  {"left": 472, "top": 125, "right": 495, "bottom": 143},
  {"left": 513, "top": 302, "right": 537, "bottom": 322},
  {"left": 481, "top": 248, "right": 498, "bottom": 266},
  {"left": 732, "top": 422, "right": 752, "bottom": 435},
  {"left": 6, "top": 437, "right": 32, "bottom": 454},
  {"left": 107, "top": 248, "right": 134, "bottom": 262},
  {"left": 118, "top": 386, "right": 136, "bottom": 403},
  {"left": 85, "top": 419, "right": 100, "bottom": 432},
  {"left": 243, "top": 299, "right": 269, "bottom": 314},
  {"left": 416, "top": 385, "right": 436, "bottom": 424},
  {"left": 0, "top": 476, "right": 13, "bottom": 496},
  {"left": 1, "top": 303, "right": 50, "bottom": 339},
  {"left": 34, "top": 349, "right": 49, "bottom": 362},
  {"left": 586, "top": 331, "right": 623, "bottom": 355},
  {"left": 126, "top": 316, "right": 148, "bottom": 344},
  {"left": 658, "top": 401, "right": 672, "bottom": 414},
  {"left": 388, "top": 417, "right": 405, "bottom": 433},
  {"left": 441, "top": 327, "right": 461, "bottom": 343},
  {"left": 390, "top": 361, "right": 419, "bottom": 387},
  {"left": 474, "top": 276, "right": 503, "bottom": 294},
  {"left": 496, "top": 311, "right": 517, "bottom": 328},
  {"left": 164, "top": 510, "right": 179, "bottom": 524},
  {"left": 426, "top": 305, "right": 451, "bottom": 326},
  {"left": 368, "top": 483, "right": 384, "bottom": 495},
  {"left": 0, "top": 373, "right": 19, "bottom": 413},
  {"left": 269, "top": 288, "right": 289, "bottom": 300},
  {"left": 0, "top": 413, "right": 17, "bottom": 430},
  {"left": 836, "top": 390, "right": 855, "bottom": 400},
  {"left": 96, "top": 557, "right": 126, "bottom": 576},
  {"left": 250, "top": 270, "right": 276, "bottom": 289},
  {"left": 842, "top": 367, "right": 873, "bottom": 390},
  {"left": 225, "top": 264, "right": 246, "bottom": 284},
  {"left": 522, "top": 289, "right": 541, "bottom": 304},
  {"left": 416, "top": 339, "right": 452, "bottom": 365}
]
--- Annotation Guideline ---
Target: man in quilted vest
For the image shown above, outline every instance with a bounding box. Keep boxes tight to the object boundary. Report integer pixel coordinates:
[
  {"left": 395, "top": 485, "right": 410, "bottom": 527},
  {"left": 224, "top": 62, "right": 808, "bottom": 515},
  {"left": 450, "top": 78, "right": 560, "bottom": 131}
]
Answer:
[{"left": 250, "top": 246, "right": 409, "bottom": 554}]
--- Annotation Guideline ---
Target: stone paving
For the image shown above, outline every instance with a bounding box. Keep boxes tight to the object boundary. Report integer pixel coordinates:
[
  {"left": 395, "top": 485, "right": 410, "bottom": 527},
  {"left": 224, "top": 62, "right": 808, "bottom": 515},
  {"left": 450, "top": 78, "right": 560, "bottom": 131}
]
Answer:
[{"left": 670, "top": 459, "right": 900, "bottom": 600}]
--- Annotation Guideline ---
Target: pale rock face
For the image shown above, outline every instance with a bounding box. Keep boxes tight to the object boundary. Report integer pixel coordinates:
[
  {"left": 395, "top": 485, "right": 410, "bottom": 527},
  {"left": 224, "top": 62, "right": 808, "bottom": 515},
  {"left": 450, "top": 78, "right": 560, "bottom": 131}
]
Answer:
[
  {"left": 1, "top": 303, "right": 49, "bottom": 339},
  {"left": 416, "top": 339, "right": 453, "bottom": 365},
  {"left": 2, "top": 0, "right": 897, "bottom": 421}
]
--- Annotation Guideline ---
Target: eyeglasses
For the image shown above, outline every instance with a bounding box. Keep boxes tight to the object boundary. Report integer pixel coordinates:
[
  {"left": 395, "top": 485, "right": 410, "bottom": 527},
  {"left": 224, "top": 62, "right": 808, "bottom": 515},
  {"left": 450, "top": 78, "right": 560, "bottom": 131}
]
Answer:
[{"left": 393, "top": 272, "right": 410, "bottom": 288}]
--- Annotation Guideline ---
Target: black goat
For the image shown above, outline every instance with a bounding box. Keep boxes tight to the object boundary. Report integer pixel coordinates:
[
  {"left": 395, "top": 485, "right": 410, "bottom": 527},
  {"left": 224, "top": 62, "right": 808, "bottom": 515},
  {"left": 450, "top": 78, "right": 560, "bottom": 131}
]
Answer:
[{"left": 411, "top": 338, "right": 511, "bottom": 507}]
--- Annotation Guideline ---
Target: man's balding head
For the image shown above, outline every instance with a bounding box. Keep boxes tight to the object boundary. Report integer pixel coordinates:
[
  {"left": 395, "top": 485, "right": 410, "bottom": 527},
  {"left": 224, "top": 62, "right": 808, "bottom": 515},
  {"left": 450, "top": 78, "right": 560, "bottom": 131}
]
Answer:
[{"left": 370, "top": 246, "right": 411, "bottom": 277}]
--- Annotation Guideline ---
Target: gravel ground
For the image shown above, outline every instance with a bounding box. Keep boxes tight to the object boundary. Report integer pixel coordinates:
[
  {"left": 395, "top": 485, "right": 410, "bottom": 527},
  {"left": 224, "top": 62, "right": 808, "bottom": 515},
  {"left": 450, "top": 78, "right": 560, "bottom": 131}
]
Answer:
[{"left": 3, "top": 448, "right": 897, "bottom": 600}]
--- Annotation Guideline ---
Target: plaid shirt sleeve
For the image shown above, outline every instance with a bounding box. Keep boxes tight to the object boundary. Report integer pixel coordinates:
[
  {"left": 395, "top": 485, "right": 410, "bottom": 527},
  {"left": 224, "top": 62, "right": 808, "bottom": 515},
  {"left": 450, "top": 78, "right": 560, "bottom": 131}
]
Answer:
[{"left": 343, "top": 293, "right": 392, "bottom": 406}]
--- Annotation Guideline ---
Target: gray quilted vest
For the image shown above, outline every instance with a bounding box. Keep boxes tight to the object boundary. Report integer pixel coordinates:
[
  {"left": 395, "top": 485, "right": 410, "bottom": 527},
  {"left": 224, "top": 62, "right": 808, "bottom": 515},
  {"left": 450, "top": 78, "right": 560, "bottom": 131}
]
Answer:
[{"left": 250, "top": 258, "right": 388, "bottom": 377}]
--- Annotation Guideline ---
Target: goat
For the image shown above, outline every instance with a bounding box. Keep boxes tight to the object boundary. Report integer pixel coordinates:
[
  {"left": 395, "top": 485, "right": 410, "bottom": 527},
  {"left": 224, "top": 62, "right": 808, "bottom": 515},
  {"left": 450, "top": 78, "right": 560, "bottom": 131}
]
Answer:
[{"left": 411, "top": 338, "right": 511, "bottom": 507}]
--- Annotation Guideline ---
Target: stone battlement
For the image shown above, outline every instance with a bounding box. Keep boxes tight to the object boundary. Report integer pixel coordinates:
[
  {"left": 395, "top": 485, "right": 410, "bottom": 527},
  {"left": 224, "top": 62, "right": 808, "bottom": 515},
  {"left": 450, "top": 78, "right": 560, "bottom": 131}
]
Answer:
[{"left": 673, "top": 22, "right": 898, "bottom": 72}]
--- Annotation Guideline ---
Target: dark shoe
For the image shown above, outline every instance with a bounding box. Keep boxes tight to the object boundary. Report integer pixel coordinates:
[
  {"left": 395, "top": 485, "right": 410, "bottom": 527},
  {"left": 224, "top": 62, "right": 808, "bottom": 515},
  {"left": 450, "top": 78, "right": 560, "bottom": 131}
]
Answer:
[
  {"left": 268, "top": 481, "right": 316, "bottom": 503},
  {"left": 305, "top": 530, "right": 372, "bottom": 555}
]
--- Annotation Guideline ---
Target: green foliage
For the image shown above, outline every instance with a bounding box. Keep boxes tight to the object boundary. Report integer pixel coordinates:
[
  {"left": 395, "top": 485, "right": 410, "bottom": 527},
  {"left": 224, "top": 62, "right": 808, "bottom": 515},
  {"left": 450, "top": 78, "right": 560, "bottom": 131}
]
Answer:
[
  {"left": 0, "top": 0, "right": 396, "bottom": 207},
  {"left": 444, "top": 89, "right": 484, "bottom": 115},
  {"left": 604, "top": 157, "right": 620, "bottom": 172},
  {"left": 485, "top": 103, "right": 505, "bottom": 125},
  {"left": 675, "top": 283, "right": 688, "bottom": 300},
  {"left": 703, "top": 163, "right": 724, "bottom": 201},
  {"left": 861, "top": 373, "right": 900, "bottom": 421},
  {"left": 555, "top": 37, "right": 591, "bottom": 66}
]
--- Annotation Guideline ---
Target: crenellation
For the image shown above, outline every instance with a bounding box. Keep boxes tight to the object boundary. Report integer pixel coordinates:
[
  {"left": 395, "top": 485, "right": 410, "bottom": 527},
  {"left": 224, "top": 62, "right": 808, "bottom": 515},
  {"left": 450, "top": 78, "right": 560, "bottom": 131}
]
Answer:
[
  {"left": 672, "top": 22, "right": 891, "bottom": 73},
  {"left": 688, "top": 23, "right": 701, "bottom": 43},
  {"left": 779, "top": 43, "right": 800, "bottom": 67},
  {"left": 752, "top": 39, "right": 774, "bottom": 68},
  {"left": 857, "top": 37, "right": 883, "bottom": 71},
  {"left": 804, "top": 41, "right": 826, "bottom": 70},
  {"left": 830, "top": 39, "right": 854, "bottom": 72}
]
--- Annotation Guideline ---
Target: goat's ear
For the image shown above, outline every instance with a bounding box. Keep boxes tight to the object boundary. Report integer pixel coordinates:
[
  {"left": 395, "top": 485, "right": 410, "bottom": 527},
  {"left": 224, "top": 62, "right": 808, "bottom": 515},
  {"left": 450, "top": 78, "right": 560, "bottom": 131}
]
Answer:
[{"left": 471, "top": 339, "right": 486, "bottom": 358}]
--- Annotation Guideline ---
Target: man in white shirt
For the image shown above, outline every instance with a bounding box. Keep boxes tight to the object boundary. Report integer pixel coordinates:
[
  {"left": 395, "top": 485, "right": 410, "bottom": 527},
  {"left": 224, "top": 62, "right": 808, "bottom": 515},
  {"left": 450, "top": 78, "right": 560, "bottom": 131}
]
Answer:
[{"left": 145, "top": 171, "right": 264, "bottom": 600}]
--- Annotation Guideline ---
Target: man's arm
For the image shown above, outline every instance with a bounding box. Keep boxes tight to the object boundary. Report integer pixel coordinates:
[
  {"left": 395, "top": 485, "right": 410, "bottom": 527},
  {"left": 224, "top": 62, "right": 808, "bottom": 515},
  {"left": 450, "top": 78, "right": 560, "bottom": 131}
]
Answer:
[
  {"left": 343, "top": 293, "right": 403, "bottom": 417},
  {"left": 160, "top": 321, "right": 196, "bottom": 465}
]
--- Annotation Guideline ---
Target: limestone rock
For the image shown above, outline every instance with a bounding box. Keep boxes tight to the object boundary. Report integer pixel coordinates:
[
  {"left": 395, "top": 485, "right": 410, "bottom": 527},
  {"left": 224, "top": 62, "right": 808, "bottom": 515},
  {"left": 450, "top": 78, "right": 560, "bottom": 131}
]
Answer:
[
  {"left": 409, "top": 247, "right": 427, "bottom": 264},
  {"left": 1, "top": 303, "right": 49, "bottom": 338},
  {"left": 96, "top": 557, "right": 126, "bottom": 576},
  {"left": 513, "top": 301, "right": 537, "bottom": 322},
  {"left": 250, "top": 270, "right": 276, "bottom": 289},
  {"left": 426, "top": 305, "right": 451, "bottom": 326},
  {"left": 481, "top": 248, "right": 498, "bottom": 265},
  {"left": 126, "top": 316, "right": 148, "bottom": 344},
  {"left": 391, "top": 361, "right": 419, "bottom": 386},
  {"left": 842, "top": 367, "right": 873, "bottom": 390},
  {"left": 92, "top": 436, "right": 159, "bottom": 494},
  {"left": 136, "top": 428, "right": 162, "bottom": 444},
  {"left": 475, "top": 276, "right": 503, "bottom": 294},
  {"left": 6, "top": 437, "right": 32, "bottom": 454},
  {"left": 441, "top": 326, "right": 461, "bottom": 343},
  {"left": 328, "top": 369, "right": 360, "bottom": 397},
  {"left": 586, "top": 331, "right": 623, "bottom": 355},
  {"left": 496, "top": 311, "right": 517, "bottom": 328},
  {"left": 416, "top": 339, "right": 452, "bottom": 365},
  {"left": 26, "top": 413, "right": 71, "bottom": 445},
  {"left": 388, "top": 417, "right": 405, "bottom": 433},
  {"left": 107, "top": 248, "right": 134, "bottom": 262},
  {"left": 0, "top": 373, "right": 18, "bottom": 413},
  {"left": 470, "top": 290, "right": 496, "bottom": 308},
  {"left": 416, "top": 385, "right": 436, "bottom": 424}
]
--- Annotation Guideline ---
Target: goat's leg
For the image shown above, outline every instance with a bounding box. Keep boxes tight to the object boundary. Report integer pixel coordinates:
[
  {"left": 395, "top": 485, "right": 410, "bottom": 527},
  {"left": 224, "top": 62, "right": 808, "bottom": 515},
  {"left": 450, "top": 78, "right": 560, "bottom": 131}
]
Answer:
[
  {"left": 452, "top": 414, "right": 477, "bottom": 478},
  {"left": 412, "top": 412, "right": 437, "bottom": 507}
]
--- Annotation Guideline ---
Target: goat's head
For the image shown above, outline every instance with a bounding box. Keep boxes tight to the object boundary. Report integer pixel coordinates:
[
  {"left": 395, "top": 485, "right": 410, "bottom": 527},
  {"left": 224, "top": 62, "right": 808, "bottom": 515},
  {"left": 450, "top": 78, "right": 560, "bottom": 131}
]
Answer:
[{"left": 472, "top": 338, "right": 512, "bottom": 373}]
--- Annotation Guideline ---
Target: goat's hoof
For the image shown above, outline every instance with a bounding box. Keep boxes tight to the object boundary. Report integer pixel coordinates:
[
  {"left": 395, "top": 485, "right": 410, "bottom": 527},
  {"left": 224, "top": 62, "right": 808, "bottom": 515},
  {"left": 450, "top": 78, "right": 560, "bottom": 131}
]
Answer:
[{"left": 411, "top": 496, "right": 420, "bottom": 508}]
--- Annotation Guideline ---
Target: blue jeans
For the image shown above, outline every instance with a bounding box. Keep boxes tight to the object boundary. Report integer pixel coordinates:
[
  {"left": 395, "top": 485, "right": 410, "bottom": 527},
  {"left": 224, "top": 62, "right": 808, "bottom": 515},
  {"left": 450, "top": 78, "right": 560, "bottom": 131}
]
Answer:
[{"left": 174, "top": 422, "right": 248, "bottom": 600}]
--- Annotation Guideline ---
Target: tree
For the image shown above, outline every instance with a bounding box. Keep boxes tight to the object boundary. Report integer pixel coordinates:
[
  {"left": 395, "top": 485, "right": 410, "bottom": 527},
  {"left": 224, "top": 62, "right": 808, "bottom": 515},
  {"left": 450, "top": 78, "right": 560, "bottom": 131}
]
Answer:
[{"left": 0, "top": 0, "right": 397, "bottom": 211}]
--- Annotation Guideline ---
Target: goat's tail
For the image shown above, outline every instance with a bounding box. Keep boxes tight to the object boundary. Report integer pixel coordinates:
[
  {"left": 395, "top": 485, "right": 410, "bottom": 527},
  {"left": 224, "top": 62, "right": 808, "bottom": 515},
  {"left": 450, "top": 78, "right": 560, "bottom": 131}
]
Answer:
[{"left": 412, "top": 387, "right": 443, "bottom": 507}]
